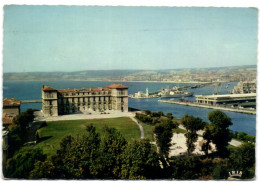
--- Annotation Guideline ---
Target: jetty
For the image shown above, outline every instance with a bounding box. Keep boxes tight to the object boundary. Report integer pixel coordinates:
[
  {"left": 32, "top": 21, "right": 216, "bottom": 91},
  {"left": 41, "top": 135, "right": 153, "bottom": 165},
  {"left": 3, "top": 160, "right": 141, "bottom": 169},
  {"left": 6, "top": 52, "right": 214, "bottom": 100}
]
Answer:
[
  {"left": 158, "top": 100, "right": 256, "bottom": 115},
  {"left": 21, "top": 100, "right": 42, "bottom": 103}
]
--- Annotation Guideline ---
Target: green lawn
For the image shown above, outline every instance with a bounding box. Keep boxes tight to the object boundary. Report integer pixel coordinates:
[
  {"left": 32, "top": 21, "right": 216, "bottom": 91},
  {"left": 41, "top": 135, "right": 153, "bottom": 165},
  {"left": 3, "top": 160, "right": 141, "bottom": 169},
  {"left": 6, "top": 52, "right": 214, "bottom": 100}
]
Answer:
[
  {"left": 140, "top": 122, "right": 154, "bottom": 141},
  {"left": 173, "top": 118, "right": 182, "bottom": 124},
  {"left": 35, "top": 117, "right": 140, "bottom": 157},
  {"left": 172, "top": 127, "right": 186, "bottom": 134}
]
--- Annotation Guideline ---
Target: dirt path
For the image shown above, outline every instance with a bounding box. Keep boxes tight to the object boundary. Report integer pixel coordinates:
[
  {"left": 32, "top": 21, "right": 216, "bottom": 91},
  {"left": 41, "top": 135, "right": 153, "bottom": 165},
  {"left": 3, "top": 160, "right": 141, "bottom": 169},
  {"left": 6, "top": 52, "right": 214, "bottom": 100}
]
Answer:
[{"left": 130, "top": 116, "right": 144, "bottom": 139}]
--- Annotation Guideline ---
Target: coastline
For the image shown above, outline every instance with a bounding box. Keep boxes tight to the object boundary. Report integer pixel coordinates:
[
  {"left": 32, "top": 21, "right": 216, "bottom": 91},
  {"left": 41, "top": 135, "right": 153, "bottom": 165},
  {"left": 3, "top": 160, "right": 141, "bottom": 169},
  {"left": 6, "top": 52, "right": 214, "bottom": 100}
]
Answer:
[
  {"left": 158, "top": 100, "right": 256, "bottom": 115},
  {"left": 3, "top": 79, "right": 224, "bottom": 84}
]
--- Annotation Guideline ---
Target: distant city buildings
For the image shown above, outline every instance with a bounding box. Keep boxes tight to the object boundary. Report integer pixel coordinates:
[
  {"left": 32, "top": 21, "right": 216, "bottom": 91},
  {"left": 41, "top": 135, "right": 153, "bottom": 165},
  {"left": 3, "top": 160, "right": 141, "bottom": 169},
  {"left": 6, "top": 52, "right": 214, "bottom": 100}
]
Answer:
[
  {"left": 42, "top": 84, "right": 128, "bottom": 116},
  {"left": 232, "top": 80, "right": 257, "bottom": 94}
]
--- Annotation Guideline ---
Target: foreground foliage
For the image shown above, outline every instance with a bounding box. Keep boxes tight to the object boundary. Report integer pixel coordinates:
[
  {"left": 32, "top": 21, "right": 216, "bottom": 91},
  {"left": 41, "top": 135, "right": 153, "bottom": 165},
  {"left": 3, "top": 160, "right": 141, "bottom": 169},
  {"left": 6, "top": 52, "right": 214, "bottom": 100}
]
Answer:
[
  {"left": 4, "top": 110, "right": 255, "bottom": 180},
  {"left": 27, "top": 125, "right": 161, "bottom": 179}
]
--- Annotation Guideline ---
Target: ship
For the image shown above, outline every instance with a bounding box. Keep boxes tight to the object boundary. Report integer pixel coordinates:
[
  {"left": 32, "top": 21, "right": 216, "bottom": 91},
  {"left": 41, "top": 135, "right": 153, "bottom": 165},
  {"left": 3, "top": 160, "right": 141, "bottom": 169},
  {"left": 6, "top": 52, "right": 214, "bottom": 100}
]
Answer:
[{"left": 159, "top": 89, "right": 194, "bottom": 98}]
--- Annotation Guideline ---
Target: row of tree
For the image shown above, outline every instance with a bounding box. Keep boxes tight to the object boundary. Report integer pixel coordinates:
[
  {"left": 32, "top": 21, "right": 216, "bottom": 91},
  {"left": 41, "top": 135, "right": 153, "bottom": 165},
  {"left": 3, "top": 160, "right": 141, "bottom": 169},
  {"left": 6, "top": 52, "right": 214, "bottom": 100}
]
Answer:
[
  {"left": 181, "top": 111, "right": 233, "bottom": 157},
  {"left": 135, "top": 110, "right": 174, "bottom": 125},
  {"left": 232, "top": 131, "right": 255, "bottom": 143},
  {"left": 5, "top": 123, "right": 255, "bottom": 179},
  {"left": 5, "top": 125, "right": 162, "bottom": 179},
  {"left": 4, "top": 110, "right": 255, "bottom": 179}
]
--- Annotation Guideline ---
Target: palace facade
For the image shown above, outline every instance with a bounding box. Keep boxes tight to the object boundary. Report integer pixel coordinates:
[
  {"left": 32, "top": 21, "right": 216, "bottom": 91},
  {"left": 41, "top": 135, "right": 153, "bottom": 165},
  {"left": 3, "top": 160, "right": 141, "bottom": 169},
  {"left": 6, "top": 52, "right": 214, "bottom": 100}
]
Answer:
[{"left": 42, "top": 84, "right": 128, "bottom": 116}]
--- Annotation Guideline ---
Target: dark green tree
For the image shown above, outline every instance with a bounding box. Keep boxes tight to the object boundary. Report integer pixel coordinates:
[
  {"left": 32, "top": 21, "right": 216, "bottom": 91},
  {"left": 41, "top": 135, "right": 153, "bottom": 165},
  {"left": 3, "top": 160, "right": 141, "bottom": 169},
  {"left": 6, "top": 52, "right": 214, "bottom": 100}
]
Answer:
[
  {"left": 171, "top": 156, "right": 202, "bottom": 180},
  {"left": 166, "top": 112, "right": 174, "bottom": 119},
  {"left": 182, "top": 114, "right": 205, "bottom": 155},
  {"left": 120, "top": 139, "right": 161, "bottom": 179},
  {"left": 29, "top": 161, "right": 56, "bottom": 179},
  {"left": 5, "top": 147, "right": 46, "bottom": 178},
  {"left": 144, "top": 110, "right": 151, "bottom": 115},
  {"left": 51, "top": 125, "right": 101, "bottom": 179},
  {"left": 153, "top": 119, "right": 176, "bottom": 158},
  {"left": 211, "top": 158, "right": 230, "bottom": 180},
  {"left": 97, "top": 126, "right": 127, "bottom": 179},
  {"left": 230, "top": 142, "right": 255, "bottom": 179},
  {"left": 208, "top": 110, "right": 233, "bottom": 157},
  {"left": 202, "top": 123, "right": 214, "bottom": 156}
]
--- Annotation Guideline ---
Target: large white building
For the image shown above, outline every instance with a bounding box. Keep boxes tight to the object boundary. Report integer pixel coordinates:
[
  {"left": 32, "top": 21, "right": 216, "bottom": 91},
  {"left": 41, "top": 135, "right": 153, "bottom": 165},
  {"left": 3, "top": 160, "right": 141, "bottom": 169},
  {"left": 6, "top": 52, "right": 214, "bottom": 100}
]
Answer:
[
  {"left": 42, "top": 84, "right": 128, "bottom": 116},
  {"left": 195, "top": 93, "right": 256, "bottom": 106}
]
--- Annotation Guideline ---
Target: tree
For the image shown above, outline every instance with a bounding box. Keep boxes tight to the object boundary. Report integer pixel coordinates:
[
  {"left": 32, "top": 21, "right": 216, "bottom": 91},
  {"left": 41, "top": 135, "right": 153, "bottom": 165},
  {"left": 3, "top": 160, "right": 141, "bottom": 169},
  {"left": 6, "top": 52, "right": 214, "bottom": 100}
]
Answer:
[
  {"left": 182, "top": 114, "right": 205, "bottom": 155},
  {"left": 120, "top": 139, "right": 161, "bottom": 179},
  {"left": 29, "top": 161, "right": 56, "bottom": 179},
  {"left": 153, "top": 119, "right": 176, "bottom": 158},
  {"left": 144, "top": 110, "right": 151, "bottom": 115},
  {"left": 5, "top": 147, "right": 46, "bottom": 178},
  {"left": 202, "top": 123, "right": 214, "bottom": 156},
  {"left": 208, "top": 111, "right": 233, "bottom": 157},
  {"left": 51, "top": 125, "right": 101, "bottom": 179},
  {"left": 166, "top": 112, "right": 174, "bottom": 120},
  {"left": 97, "top": 126, "right": 128, "bottom": 179},
  {"left": 51, "top": 125, "right": 128, "bottom": 179},
  {"left": 211, "top": 158, "right": 230, "bottom": 179},
  {"left": 171, "top": 156, "right": 202, "bottom": 180},
  {"left": 230, "top": 142, "right": 255, "bottom": 179}
]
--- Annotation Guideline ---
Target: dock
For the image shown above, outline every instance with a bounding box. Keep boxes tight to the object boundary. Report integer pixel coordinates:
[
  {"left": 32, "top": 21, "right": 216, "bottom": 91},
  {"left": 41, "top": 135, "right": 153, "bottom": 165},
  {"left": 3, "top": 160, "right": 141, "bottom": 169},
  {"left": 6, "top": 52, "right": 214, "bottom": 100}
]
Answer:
[
  {"left": 21, "top": 100, "right": 42, "bottom": 103},
  {"left": 158, "top": 100, "right": 256, "bottom": 115}
]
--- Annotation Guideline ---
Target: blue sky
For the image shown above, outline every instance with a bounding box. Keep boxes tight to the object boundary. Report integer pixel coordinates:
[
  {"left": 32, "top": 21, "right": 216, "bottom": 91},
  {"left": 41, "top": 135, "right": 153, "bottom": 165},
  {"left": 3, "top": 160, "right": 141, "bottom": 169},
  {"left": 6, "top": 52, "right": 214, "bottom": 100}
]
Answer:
[{"left": 3, "top": 6, "right": 258, "bottom": 72}]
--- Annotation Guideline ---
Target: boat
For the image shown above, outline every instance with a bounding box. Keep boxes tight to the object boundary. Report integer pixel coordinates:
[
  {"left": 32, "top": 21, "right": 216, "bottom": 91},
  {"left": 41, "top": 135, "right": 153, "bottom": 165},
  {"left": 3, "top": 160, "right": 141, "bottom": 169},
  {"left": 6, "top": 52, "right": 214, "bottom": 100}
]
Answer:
[{"left": 160, "top": 89, "right": 194, "bottom": 98}]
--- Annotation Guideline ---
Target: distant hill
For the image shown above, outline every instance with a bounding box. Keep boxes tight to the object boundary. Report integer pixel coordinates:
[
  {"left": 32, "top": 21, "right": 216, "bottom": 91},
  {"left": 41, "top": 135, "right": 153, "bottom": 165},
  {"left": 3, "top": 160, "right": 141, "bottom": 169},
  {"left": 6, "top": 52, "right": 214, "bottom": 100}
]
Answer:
[
  {"left": 3, "top": 70, "right": 147, "bottom": 81},
  {"left": 3, "top": 65, "right": 256, "bottom": 81}
]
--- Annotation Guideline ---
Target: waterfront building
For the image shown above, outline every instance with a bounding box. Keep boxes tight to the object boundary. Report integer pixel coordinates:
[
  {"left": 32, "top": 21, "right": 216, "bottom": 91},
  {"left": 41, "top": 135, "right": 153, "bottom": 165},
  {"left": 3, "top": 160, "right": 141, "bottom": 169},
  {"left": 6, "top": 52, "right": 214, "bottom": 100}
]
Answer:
[
  {"left": 232, "top": 80, "right": 256, "bottom": 94},
  {"left": 132, "top": 88, "right": 149, "bottom": 98},
  {"left": 2, "top": 98, "right": 21, "bottom": 126},
  {"left": 42, "top": 84, "right": 128, "bottom": 116},
  {"left": 195, "top": 93, "right": 256, "bottom": 107}
]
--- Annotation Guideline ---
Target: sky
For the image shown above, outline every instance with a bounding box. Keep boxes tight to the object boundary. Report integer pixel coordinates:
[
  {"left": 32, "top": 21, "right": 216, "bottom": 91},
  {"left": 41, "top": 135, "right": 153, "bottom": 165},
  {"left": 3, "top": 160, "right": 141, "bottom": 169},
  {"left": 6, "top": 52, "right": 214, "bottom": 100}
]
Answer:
[{"left": 3, "top": 6, "right": 258, "bottom": 72}]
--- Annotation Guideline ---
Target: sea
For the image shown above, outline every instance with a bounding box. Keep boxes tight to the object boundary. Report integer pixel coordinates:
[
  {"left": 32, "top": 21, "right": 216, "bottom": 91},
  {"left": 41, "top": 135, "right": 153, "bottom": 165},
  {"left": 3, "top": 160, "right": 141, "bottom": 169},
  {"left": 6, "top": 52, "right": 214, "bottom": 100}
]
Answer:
[{"left": 3, "top": 80, "right": 256, "bottom": 136}]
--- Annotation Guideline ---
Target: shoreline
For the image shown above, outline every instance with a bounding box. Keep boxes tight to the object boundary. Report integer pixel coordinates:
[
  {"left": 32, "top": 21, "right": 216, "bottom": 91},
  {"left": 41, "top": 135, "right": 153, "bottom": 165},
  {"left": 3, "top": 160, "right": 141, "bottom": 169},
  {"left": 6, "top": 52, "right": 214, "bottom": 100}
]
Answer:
[
  {"left": 3, "top": 79, "right": 229, "bottom": 84},
  {"left": 158, "top": 100, "right": 256, "bottom": 115}
]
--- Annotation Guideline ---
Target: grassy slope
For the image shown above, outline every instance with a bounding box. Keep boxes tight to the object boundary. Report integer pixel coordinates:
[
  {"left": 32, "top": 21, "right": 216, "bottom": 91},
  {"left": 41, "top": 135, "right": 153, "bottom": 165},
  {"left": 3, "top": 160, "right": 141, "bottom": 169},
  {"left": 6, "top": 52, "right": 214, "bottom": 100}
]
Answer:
[{"left": 35, "top": 117, "right": 140, "bottom": 157}]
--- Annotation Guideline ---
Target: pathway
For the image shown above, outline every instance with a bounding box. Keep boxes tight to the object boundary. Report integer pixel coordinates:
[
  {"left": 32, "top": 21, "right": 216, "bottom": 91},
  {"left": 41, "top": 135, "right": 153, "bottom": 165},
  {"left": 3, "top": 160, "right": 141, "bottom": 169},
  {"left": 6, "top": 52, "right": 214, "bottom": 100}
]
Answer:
[{"left": 130, "top": 116, "right": 144, "bottom": 139}]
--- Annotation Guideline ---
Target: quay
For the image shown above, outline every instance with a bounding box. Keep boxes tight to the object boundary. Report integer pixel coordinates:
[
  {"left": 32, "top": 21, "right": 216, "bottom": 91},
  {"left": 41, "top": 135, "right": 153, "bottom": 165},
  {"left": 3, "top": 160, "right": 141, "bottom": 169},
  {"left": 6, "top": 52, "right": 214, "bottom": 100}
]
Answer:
[
  {"left": 21, "top": 100, "right": 42, "bottom": 103},
  {"left": 158, "top": 100, "right": 256, "bottom": 115}
]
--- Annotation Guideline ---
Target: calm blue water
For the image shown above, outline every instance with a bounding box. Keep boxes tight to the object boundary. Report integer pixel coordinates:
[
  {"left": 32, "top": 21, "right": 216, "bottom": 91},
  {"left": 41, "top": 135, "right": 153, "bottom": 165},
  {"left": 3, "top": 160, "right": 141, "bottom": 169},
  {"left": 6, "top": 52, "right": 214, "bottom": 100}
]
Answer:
[{"left": 3, "top": 80, "right": 256, "bottom": 136}]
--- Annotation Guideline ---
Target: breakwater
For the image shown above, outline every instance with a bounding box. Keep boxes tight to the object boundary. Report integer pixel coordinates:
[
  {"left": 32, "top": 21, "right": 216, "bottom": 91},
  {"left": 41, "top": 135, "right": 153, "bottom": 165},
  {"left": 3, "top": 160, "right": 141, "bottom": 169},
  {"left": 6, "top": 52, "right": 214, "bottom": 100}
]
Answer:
[
  {"left": 158, "top": 100, "right": 256, "bottom": 115},
  {"left": 21, "top": 100, "right": 42, "bottom": 103}
]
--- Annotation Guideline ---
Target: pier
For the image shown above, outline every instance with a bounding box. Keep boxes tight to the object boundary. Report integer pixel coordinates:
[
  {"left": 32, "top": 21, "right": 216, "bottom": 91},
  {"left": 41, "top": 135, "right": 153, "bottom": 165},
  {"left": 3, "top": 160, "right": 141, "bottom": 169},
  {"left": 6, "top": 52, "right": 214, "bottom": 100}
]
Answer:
[
  {"left": 158, "top": 100, "right": 256, "bottom": 115},
  {"left": 21, "top": 100, "right": 42, "bottom": 103}
]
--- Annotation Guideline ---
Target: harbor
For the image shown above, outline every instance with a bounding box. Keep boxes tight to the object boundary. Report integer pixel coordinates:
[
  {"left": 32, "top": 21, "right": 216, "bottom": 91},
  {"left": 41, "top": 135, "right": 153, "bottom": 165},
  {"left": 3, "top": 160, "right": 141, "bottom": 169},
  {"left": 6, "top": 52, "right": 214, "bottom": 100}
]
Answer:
[
  {"left": 3, "top": 80, "right": 256, "bottom": 136},
  {"left": 158, "top": 99, "right": 256, "bottom": 115}
]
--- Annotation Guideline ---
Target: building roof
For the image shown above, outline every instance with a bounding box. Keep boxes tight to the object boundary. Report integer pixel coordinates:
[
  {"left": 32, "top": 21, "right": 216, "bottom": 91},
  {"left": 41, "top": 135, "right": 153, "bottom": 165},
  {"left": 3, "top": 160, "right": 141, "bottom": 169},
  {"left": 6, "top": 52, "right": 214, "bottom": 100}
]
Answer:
[
  {"left": 57, "top": 87, "right": 110, "bottom": 93},
  {"left": 3, "top": 98, "right": 21, "bottom": 107},
  {"left": 195, "top": 93, "right": 256, "bottom": 99},
  {"left": 42, "top": 85, "right": 57, "bottom": 91},
  {"left": 42, "top": 84, "right": 127, "bottom": 93},
  {"left": 106, "top": 84, "right": 128, "bottom": 89}
]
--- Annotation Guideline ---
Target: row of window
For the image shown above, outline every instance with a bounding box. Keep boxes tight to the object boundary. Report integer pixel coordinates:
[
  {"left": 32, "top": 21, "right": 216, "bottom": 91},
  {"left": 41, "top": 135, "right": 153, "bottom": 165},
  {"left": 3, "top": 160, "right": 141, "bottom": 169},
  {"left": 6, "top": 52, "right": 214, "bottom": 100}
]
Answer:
[
  {"left": 61, "top": 91, "right": 111, "bottom": 97},
  {"left": 59, "top": 97, "right": 112, "bottom": 103}
]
